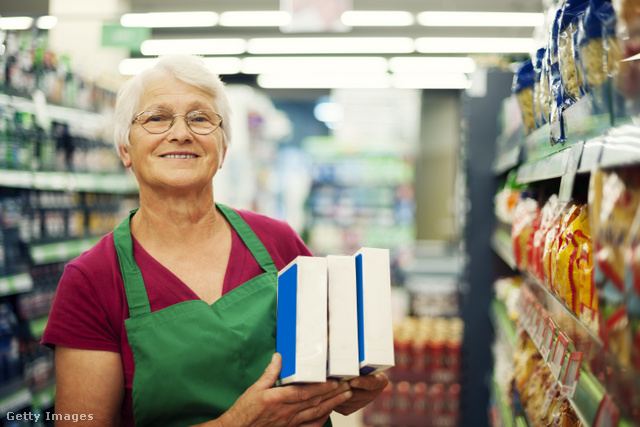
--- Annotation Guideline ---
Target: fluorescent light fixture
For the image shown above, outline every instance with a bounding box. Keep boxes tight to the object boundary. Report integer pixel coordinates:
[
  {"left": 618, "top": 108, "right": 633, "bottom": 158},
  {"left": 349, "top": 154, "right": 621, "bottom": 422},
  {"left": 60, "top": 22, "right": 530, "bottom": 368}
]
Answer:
[
  {"left": 36, "top": 16, "right": 58, "bottom": 30},
  {"left": 242, "top": 56, "right": 388, "bottom": 74},
  {"left": 257, "top": 73, "right": 391, "bottom": 89},
  {"left": 415, "top": 37, "right": 534, "bottom": 53},
  {"left": 120, "top": 57, "right": 241, "bottom": 75},
  {"left": 341, "top": 11, "right": 414, "bottom": 26},
  {"left": 0, "top": 17, "right": 34, "bottom": 30},
  {"left": 140, "top": 38, "right": 246, "bottom": 55},
  {"left": 392, "top": 73, "right": 472, "bottom": 89},
  {"left": 389, "top": 57, "right": 476, "bottom": 74},
  {"left": 120, "top": 12, "right": 218, "bottom": 28},
  {"left": 417, "top": 11, "right": 544, "bottom": 27},
  {"left": 248, "top": 37, "right": 414, "bottom": 54},
  {"left": 219, "top": 11, "right": 291, "bottom": 27}
]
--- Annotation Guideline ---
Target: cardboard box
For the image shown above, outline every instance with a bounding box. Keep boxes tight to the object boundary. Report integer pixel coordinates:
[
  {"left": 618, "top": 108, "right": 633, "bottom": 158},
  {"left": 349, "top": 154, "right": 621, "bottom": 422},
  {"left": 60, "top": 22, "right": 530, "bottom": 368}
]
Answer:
[
  {"left": 277, "top": 256, "right": 328, "bottom": 384},
  {"left": 354, "top": 247, "right": 395, "bottom": 375},
  {"left": 326, "top": 255, "right": 360, "bottom": 380}
]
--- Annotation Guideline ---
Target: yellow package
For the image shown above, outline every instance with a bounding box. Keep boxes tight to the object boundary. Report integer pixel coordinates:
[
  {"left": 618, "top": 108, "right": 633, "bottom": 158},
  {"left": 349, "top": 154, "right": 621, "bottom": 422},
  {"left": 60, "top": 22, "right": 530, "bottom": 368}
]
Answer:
[{"left": 551, "top": 205, "right": 581, "bottom": 299}]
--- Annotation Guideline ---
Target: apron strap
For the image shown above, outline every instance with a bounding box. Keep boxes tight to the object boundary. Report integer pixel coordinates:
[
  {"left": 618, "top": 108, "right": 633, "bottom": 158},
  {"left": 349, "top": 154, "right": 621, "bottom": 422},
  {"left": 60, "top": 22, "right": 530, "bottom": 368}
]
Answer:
[
  {"left": 114, "top": 210, "right": 152, "bottom": 317},
  {"left": 216, "top": 203, "right": 278, "bottom": 274}
]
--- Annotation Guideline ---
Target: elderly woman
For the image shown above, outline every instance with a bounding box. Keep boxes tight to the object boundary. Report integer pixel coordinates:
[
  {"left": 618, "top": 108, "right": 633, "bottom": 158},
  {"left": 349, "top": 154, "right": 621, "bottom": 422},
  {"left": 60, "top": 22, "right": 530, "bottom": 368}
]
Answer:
[{"left": 42, "top": 55, "right": 388, "bottom": 426}]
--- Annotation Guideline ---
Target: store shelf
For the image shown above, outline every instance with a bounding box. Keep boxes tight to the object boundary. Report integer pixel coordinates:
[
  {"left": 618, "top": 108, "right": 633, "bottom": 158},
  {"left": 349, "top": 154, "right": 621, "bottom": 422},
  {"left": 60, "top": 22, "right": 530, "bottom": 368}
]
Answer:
[
  {"left": 0, "top": 273, "right": 33, "bottom": 296},
  {"left": 491, "top": 226, "right": 517, "bottom": 271},
  {"left": 29, "top": 237, "right": 100, "bottom": 265},
  {"left": 0, "top": 169, "right": 138, "bottom": 194},
  {"left": 28, "top": 316, "right": 49, "bottom": 339},
  {"left": 490, "top": 299, "right": 517, "bottom": 349},
  {"left": 0, "top": 380, "right": 32, "bottom": 417}
]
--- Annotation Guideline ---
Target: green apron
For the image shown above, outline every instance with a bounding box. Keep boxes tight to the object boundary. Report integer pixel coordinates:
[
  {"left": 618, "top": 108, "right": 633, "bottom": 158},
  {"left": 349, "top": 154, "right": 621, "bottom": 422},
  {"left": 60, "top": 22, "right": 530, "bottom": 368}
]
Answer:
[{"left": 113, "top": 204, "right": 280, "bottom": 426}]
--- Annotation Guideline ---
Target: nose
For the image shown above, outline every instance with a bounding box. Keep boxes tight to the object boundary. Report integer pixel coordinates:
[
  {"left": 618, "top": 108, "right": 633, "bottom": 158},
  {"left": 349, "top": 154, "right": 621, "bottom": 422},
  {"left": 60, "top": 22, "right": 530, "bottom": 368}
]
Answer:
[{"left": 167, "top": 115, "right": 192, "bottom": 142}]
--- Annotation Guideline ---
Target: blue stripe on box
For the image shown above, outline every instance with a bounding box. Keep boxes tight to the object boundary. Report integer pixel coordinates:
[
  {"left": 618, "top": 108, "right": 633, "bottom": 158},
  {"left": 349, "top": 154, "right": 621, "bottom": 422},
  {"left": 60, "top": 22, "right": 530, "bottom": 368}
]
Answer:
[
  {"left": 355, "top": 254, "right": 364, "bottom": 364},
  {"left": 277, "top": 264, "right": 297, "bottom": 379}
]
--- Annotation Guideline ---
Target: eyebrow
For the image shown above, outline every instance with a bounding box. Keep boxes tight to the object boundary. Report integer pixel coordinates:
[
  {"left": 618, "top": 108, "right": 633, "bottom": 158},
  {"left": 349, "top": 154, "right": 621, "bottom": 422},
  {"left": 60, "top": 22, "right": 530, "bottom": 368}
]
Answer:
[{"left": 148, "top": 102, "right": 215, "bottom": 112}]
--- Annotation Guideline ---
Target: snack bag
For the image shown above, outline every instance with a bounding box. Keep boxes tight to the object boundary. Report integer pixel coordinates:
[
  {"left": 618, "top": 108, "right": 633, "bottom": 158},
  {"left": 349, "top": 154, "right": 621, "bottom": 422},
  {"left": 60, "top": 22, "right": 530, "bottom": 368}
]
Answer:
[
  {"left": 543, "top": 201, "right": 570, "bottom": 292},
  {"left": 590, "top": 167, "right": 640, "bottom": 367},
  {"left": 511, "top": 194, "right": 540, "bottom": 272},
  {"left": 553, "top": 204, "right": 583, "bottom": 300},
  {"left": 626, "top": 198, "right": 640, "bottom": 371},
  {"left": 532, "top": 195, "right": 560, "bottom": 282}
]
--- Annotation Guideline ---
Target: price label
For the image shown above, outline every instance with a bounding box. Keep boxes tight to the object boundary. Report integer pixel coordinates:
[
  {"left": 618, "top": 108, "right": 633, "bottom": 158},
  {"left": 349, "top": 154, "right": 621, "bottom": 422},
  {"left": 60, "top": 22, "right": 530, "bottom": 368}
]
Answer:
[
  {"left": 593, "top": 394, "right": 620, "bottom": 427},
  {"left": 550, "top": 333, "right": 568, "bottom": 379},
  {"left": 534, "top": 309, "right": 548, "bottom": 348},
  {"left": 561, "top": 352, "right": 583, "bottom": 398},
  {"left": 540, "top": 318, "right": 556, "bottom": 361}
]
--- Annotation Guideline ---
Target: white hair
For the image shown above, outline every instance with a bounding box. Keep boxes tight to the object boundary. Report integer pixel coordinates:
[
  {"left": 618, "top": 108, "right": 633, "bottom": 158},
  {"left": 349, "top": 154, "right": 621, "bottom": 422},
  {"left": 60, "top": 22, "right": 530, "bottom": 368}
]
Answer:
[{"left": 113, "top": 55, "right": 232, "bottom": 150}]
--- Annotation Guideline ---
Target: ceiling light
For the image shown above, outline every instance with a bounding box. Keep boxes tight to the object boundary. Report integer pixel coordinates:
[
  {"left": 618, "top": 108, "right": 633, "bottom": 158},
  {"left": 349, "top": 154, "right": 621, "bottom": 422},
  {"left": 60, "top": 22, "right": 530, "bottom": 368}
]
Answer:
[
  {"left": 415, "top": 37, "right": 534, "bottom": 53},
  {"left": 140, "top": 38, "right": 247, "bottom": 55},
  {"left": 257, "top": 73, "right": 391, "bottom": 89},
  {"left": 242, "top": 56, "right": 388, "bottom": 74},
  {"left": 219, "top": 11, "right": 291, "bottom": 27},
  {"left": 392, "top": 73, "right": 472, "bottom": 89},
  {"left": 341, "top": 11, "right": 414, "bottom": 26},
  {"left": 119, "top": 57, "right": 242, "bottom": 75},
  {"left": 389, "top": 57, "right": 476, "bottom": 74},
  {"left": 36, "top": 16, "right": 57, "bottom": 30},
  {"left": 248, "top": 37, "right": 414, "bottom": 54},
  {"left": 120, "top": 12, "right": 218, "bottom": 28},
  {"left": 0, "top": 17, "right": 34, "bottom": 30},
  {"left": 417, "top": 11, "right": 544, "bottom": 27}
]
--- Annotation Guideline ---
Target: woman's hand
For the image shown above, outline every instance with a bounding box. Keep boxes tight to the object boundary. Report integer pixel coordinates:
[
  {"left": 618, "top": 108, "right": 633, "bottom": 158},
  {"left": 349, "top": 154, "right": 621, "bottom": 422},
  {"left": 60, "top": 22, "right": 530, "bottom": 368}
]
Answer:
[
  {"left": 216, "top": 353, "right": 353, "bottom": 427},
  {"left": 332, "top": 373, "right": 389, "bottom": 416}
]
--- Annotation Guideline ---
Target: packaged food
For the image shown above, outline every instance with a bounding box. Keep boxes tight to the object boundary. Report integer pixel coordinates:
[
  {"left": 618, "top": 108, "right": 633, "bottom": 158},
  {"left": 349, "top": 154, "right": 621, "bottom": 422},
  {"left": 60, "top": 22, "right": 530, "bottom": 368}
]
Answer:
[
  {"left": 550, "top": 8, "right": 566, "bottom": 125},
  {"left": 559, "top": 0, "right": 590, "bottom": 105},
  {"left": 511, "top": 194, "right": 540, "bottom": 272},
  {"left": 612, "top": 0, "right": 640, "bottom": 99},
  {"left": 543, "top": 202, "right": 569, "bottom": 292},
  {"left": 533, "top": 47, "right": 549, "bottom": 129},
  {"left": 539, "top": 48, "right": 552, "bottom": 125},
  {"left": 552, "top": 204, "right": 583, "bottom": 300},
  {"left": 590, "top": 167, "right": 640, "bottom": 367},
  {"left": 626, "top": 197, "right": 640, "bottom": 370},
  {"left": 532, "top": 195, "right": 560, "bottom": 283},
  {"left": 513, "top": 60, "right": 537, "bottom": 135},
  {"left": 577, "top": 0, "right": 622, "bottom": 93}
]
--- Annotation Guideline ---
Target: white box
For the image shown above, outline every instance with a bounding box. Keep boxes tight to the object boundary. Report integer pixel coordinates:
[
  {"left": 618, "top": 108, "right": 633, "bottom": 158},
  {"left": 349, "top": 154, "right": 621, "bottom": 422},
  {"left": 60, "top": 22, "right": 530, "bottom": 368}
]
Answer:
[
  {"left": 326, "top": 255, "right": 360, "bottom": 380},
  {"left": 277, "top": 256, "right": 328, "bottom": 384},
  {"left": 354, "top": 247, "right": 395, "bottom": 375}
]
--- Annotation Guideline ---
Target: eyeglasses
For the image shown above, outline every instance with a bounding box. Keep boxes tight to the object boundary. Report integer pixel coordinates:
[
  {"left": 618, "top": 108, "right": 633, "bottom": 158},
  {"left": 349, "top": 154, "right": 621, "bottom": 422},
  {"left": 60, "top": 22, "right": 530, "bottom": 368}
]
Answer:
[{"left": 132, "top": 109, "right": 223, "bottom": 135}]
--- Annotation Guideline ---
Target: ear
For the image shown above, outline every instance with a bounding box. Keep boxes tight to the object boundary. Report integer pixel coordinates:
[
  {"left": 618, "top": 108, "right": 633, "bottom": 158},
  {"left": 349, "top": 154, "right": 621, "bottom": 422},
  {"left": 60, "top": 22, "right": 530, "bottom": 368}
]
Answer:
[
  {"left": 119, "top": 145, "right": 132, "bottom": 169},
  {"left": 218, "top": 144, "right": 228, "bottom": 170}
]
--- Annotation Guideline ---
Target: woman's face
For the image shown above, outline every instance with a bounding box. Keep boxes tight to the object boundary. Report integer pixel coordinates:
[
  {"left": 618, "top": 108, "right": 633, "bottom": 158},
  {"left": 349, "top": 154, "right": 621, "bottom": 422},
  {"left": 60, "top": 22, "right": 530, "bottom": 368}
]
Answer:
[{"left": 119, "top": 76, "right": 226, "bottom": 195}]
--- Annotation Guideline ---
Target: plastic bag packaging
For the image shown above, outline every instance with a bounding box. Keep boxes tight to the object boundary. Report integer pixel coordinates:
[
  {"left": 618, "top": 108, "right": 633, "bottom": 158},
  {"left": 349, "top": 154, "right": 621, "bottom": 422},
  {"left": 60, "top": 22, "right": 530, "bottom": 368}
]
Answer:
[
  {"left": 543, "top": 201, "right": 570, "bottom": 292},
  {"left": 511, "top": 194, "right": 540, "bottom": 272},
  {"left": 549, "top": 8, "right": 566, "bottom": 125},
  {"left": 533, "top": 48, "right": 548, "bottom": 129},
  {"left": 539, "top": 48, "right": 552, "bottom": 126},
  {"left": 625, "top": 197, "right": 640, "bottom": 371},
  {"left": 577, "top": 0, "right": 621, "bottom": 93},
  {"left": 532, "top": 194, "right": 560, "bottom": 283},
  {"left": 612, "top": 0, "right": 640, "bottom": 100},
  {"left": 589, "top": 167, "right": 640, "bottom": 367},
  {"left": 551, "top": 204, "right": 582, "bottom": 299},
  {"left": 559, "top": 0, "right": 590, "bottom": 105},
  {"left": 513, "top": 60, "right": 537, "bottom": 135}
]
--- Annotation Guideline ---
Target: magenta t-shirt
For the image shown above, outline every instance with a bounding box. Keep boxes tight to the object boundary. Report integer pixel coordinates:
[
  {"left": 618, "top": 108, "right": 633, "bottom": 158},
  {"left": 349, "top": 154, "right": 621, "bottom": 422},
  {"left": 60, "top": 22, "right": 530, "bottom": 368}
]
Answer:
[{"left": 42, "top": 208, "right": 312, "bottom": 426}]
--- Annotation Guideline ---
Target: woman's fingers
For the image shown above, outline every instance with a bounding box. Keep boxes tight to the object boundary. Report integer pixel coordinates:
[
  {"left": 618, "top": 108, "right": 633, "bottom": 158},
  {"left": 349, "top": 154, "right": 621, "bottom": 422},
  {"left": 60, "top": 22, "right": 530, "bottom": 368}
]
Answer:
[
  {"left": 251, "top": 353, "right": 282, "bottom": 392},
  {"left": 292, "top": 386, "right": 353, "bottom": 426}
]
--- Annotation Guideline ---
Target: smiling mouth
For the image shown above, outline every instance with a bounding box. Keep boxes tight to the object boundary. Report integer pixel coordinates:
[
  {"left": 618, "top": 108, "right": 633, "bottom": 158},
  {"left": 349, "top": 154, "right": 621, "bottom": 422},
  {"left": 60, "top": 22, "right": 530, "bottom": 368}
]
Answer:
[{"left": 162, "top": 154, "right": 199, "bottom": 159}]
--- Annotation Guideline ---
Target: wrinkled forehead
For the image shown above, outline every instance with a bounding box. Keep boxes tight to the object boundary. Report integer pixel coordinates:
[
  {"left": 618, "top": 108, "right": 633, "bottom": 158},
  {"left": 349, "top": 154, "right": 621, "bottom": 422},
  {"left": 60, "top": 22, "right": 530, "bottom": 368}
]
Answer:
[{"left": 137, "top": 77, "right": 218, "bottom": 113}]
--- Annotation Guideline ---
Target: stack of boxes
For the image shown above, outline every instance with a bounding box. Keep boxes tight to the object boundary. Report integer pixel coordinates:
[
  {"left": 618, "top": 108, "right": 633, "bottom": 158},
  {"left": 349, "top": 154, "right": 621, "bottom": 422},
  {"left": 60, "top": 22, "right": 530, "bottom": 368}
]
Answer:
[{"left": 277, "top": 247, "right": 395, "bottom": 384}]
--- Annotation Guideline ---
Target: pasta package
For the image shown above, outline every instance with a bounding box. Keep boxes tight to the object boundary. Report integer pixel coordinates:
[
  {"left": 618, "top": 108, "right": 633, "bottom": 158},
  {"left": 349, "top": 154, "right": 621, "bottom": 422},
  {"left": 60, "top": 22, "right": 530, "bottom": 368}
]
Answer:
[
  {"left": 550, "top": 8, "right": 566, "bottom": 125},
  {"left": 533, "top": 48, "right": 548, "bottom": 129},
  {"left": 613, "top": 0, "right": 640, "bottom": 99},
  {"left": 559, "top": 0, "right": 590, "bottom": 105},
  {"left": 511, "top": 195, "right": 540, "bottom": 271},
  {"left": 590, "top": 167, "right": 640, "bottom": 367},
  {"left": 577, "top": 0, "right": 622, "bottom": 92},
  {"left": 539, "top": 48, "right": 552, "bottom": 126},
  {"left": 626, "top": 198, "right": 640, "bottom": 370},
  {"left": 512, "top": 60, "right": 537, "bottom": 135}
]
